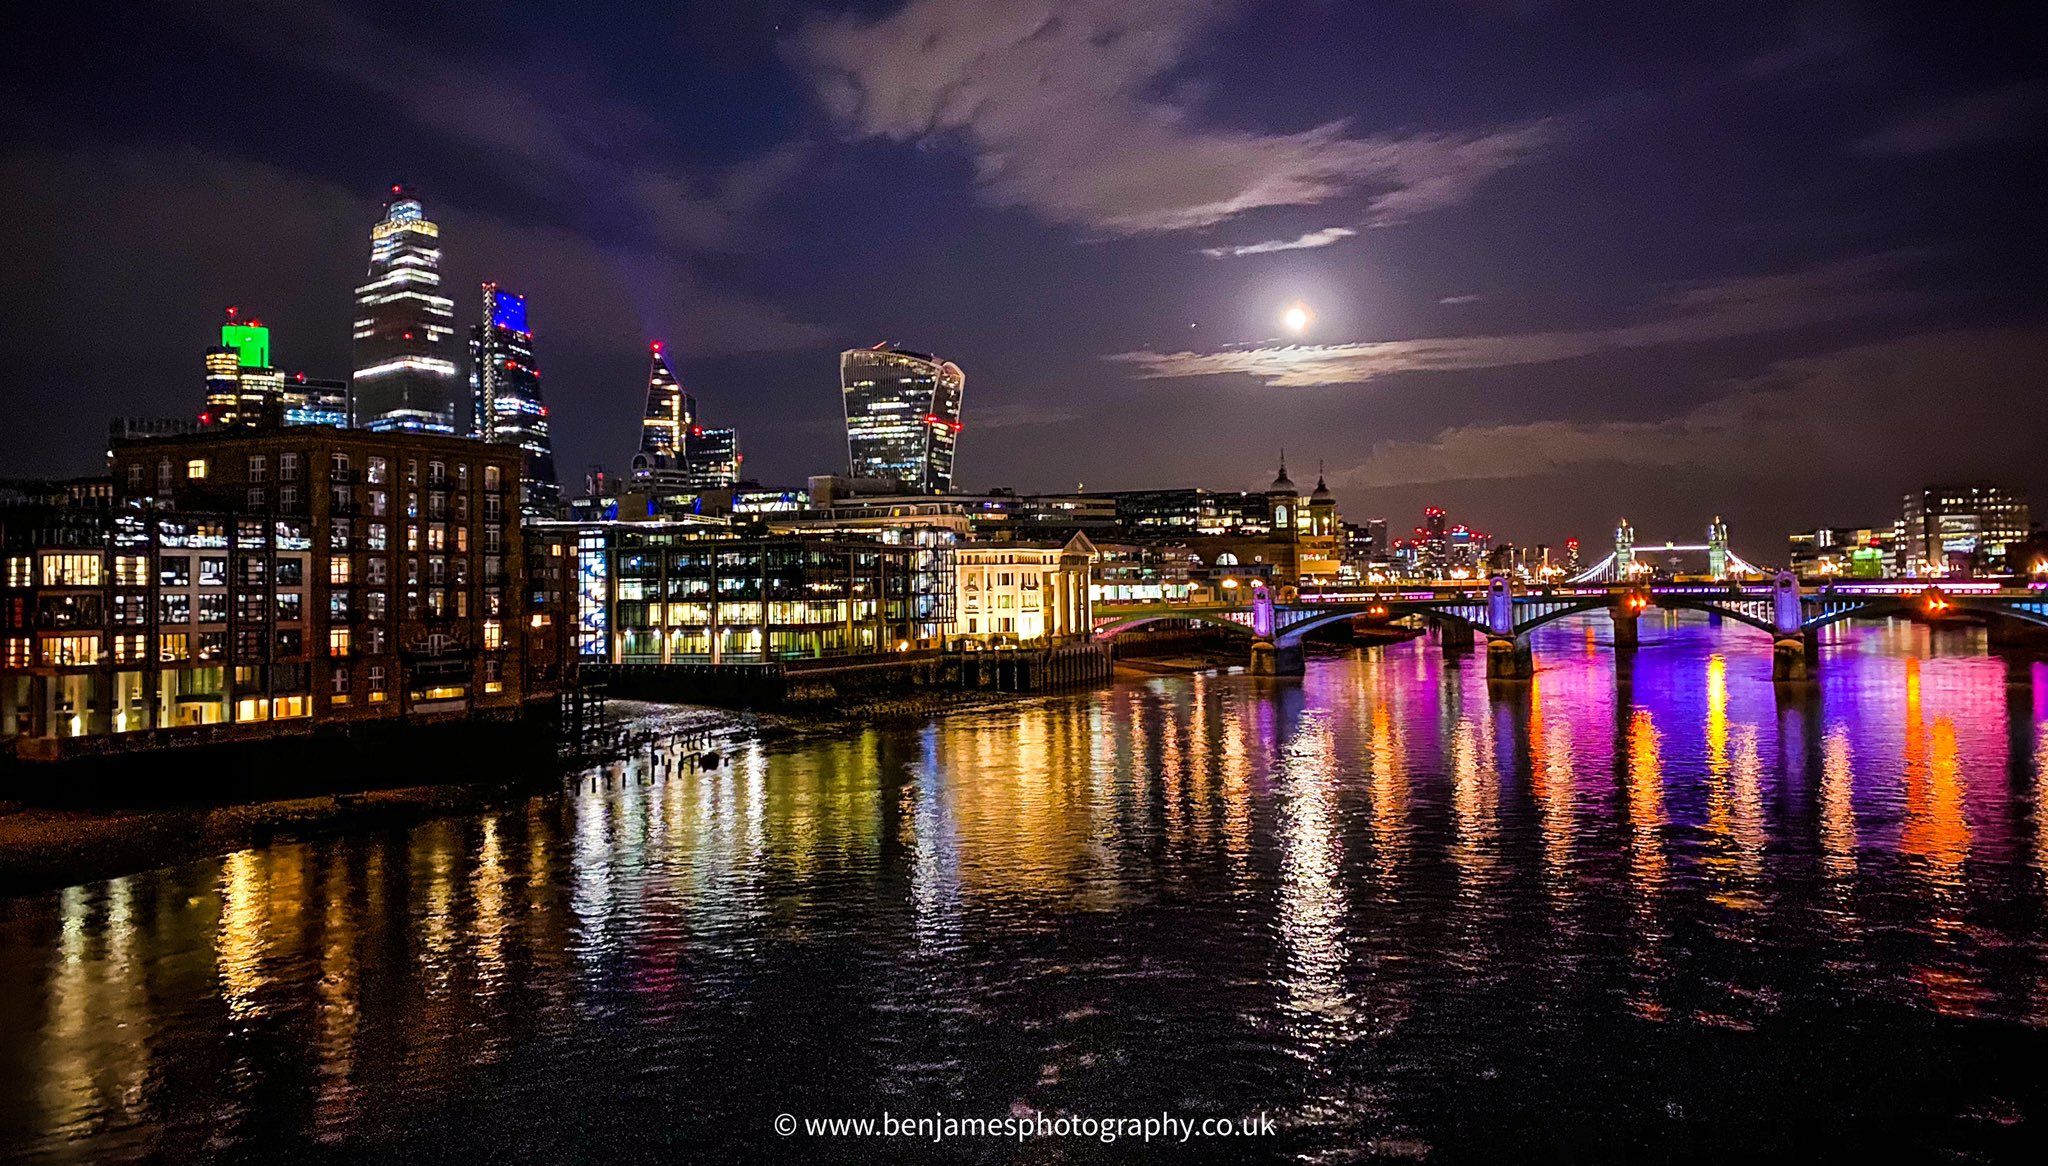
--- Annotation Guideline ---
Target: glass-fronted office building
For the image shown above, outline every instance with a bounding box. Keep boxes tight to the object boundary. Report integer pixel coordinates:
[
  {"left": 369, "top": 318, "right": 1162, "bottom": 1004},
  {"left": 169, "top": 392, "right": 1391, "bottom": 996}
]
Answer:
[
  {"left": 839, "top": 346, "right": 964, "bottom": 494},
  {"left": 562, "top": 526, "right": 920, "bottom": 664},
  {"left": 351, "top": 190, "right": 461, "bottom": 433},
  {"left": 469, "top": 284, "right": 560, "bottom": 517}
]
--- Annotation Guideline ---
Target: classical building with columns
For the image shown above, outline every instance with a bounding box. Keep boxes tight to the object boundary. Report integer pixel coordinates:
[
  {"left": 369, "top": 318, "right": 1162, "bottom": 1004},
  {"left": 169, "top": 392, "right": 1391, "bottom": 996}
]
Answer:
[{"left": 954, "top": 533, "right": 1096, "bottom": 646}]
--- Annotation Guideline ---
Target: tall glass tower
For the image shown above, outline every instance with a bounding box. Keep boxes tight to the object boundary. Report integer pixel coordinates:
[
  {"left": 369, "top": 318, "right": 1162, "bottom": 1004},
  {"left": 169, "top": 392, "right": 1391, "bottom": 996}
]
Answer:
[
  {"left": 351, "top": 187, "right": 460, "bottom": 433},
  {"left": 839, "top": 345, "right": 965, "bottom": 493},
  {"left": 639, "top": 341, "right": 695, "bottom": 463},
  {"left": 469, "top": 283, "right": 560, "bottom": 517}
]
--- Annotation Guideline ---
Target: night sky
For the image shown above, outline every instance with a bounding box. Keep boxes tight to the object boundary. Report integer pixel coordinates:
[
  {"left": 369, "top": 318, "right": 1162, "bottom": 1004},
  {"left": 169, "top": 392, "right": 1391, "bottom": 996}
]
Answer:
[{"left": 3, "top": 1, "right": 2043, "bottom": 556}]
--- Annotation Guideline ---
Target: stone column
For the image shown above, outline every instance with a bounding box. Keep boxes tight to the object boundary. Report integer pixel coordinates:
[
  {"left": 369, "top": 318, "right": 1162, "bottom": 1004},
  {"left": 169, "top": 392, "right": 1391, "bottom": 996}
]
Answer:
[
  {"left": 1770, "top": 570, "right": 1812, "bottom": 681},
  {"left": 1610, "top": 605, "right": 1639, "bottom": 648},
  {"left": 1250, "top": 640, "right": 1305, "bottom": 676}
]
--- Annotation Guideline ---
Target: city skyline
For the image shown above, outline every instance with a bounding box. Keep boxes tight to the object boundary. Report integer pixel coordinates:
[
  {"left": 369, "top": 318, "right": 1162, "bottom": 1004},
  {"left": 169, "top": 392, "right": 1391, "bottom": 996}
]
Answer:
[{"left": 1, "top": 1, "right": 2044, "bottom": 549}]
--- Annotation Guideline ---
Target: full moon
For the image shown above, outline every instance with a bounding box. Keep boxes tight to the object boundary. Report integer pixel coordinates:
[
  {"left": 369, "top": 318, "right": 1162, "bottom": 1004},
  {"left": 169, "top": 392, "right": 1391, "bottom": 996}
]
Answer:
[{"left": 1282, "top": 303, "right": 1311, "bottom": 335}]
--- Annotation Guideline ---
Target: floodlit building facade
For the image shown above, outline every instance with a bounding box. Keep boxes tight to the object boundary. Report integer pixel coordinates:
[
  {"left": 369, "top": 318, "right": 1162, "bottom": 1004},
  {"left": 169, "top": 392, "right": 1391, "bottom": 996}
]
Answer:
[
  {"left": 954, "top": 534, "right": 1095, "bottom": 646},
  {"left": 1896, "top": 483, "right": 2031, "bottom": 576}
]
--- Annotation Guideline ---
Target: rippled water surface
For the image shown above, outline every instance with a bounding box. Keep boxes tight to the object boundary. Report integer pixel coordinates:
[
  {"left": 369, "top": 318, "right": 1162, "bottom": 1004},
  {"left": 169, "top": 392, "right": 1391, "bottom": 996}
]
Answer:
[{"left": 4, "top": 615, "right": 2048, "bottom": 1163}]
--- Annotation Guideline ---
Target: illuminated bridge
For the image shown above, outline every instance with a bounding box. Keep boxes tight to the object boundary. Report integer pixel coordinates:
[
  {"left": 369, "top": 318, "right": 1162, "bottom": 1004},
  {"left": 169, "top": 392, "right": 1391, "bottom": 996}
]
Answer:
[{"left": 1090, "top": 575, "right": 2048, "bottom": 680}]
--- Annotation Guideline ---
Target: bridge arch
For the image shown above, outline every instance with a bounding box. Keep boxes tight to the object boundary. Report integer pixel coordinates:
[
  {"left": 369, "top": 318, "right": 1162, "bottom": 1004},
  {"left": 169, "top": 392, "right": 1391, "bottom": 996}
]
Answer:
[
  {"left": 1644, "top": 595, "right": 1780, "bottom": 636},
  {"left": 1800, "top": 596, "right": 1911, "bottom": 634},
  {"left": 1274, "top": 603, "right": 1489, "bottom": 645},
  {"left": 1506, "top": 595, "right": 1624, "bottom": 637},
  {"left": 1799, "top": 594, "right": 2048, "bottom": 635},
  {"left": 1958, "top": 598, "right": 2048, "bottom": 630},
  {"left": 1092, "top": 611, "right": 1257, "bottom": 640}
]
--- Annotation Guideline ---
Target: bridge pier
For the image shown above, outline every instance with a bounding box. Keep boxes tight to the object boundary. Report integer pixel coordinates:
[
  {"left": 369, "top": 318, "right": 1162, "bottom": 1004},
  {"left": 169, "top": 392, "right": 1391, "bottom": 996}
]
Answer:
[
  {"left": 1772, "top": 632, "right": 1817, "bottom": 681},
  {"left": 1610, "top": 607, "right": 1639, "bottom": 649},
  {"left": 1485, "top": 634, "right": 1533, "bottom": 680},
  {"left": 1770, "top": 571, "right": 1816, "bottom": 681},
  {"left": 1250, "top": 639, "right": 1305, "bottom": 676}
]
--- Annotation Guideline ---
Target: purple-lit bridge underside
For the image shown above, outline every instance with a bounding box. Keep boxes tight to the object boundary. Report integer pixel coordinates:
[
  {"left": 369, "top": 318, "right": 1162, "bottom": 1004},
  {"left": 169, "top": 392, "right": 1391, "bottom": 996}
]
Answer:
[{"left": 1091, "top": 576, "right": 2048, "bottom": 680}]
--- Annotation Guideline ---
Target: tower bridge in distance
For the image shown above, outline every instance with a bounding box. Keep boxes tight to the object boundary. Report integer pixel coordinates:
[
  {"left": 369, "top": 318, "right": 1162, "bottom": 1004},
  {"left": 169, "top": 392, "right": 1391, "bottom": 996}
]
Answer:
[{"left": 1090, "top": 575, "right": 2048, "bottom": 680}]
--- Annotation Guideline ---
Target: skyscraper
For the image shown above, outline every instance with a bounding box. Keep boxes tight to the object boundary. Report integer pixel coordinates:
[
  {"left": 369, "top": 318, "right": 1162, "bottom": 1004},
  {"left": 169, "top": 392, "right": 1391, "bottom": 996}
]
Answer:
[
  {"left": 469, "top": 284, "right": 560, "bottom": 517},
  {"left": 635, "top": 342, "right": 741, "bottom": 491},
  {"left": 839, "top": 345, "right": 965, "bottom": 493},
  {"left": 351, "top": 187, "right": 460, "bottom": 433},
  {"left": 639, "top": 341, "right": 694, "bottom": 462}
]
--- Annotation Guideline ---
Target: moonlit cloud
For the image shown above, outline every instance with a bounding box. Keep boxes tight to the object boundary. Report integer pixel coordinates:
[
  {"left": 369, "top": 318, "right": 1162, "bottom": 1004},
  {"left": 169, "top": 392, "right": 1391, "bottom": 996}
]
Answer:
[
  {"left": 1325, "top": 327, "right": 2048, "bottom": 488},
  {"left": 1438, "top": 294, "right": 1483, "bottom": 305},
  {"left": 1199, "top": 227, "right": 1357, "bottom": 259},
  {"left": 788, "top": 0, "right": 1550, "bottom": 236},
  {"left": 1106, "top": 253, "right": 1925, "bottom": 387}
]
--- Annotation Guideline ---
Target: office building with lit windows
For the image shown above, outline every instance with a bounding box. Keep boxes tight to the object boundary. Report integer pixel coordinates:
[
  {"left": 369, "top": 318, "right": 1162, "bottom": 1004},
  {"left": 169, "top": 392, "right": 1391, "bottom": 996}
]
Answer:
[
  {"left": 351, "top": 189, "right": 461, "bottom": 433},
  {"left": 1897, "top": 482, "right": 2032, "bottom": 576},
  {"left": 632, "top": 342, "right": 743, "bottom": 492},
  {"left": 202, "top": 309, "right": 346, "bottom": 430},
  {"left": 469, "top": 284, "right": 560, "bottom": 517},
  {"left": 1, "top": 430, "right": 568, "bottom": 763},
  {"left": 840, "top": 345, "right": 965, "bottom": 494},
  {"left": 556, "top": 524, "right": 920, "bottom": 665},
  {"left": 680, "top": 426, "right": 741, "bottom": 490},
  {"left": 281, "top": 373, "right": 348, "bottom": 429},
  {"left": 639, "top": 342, "right": 693, "bottom": 462}
]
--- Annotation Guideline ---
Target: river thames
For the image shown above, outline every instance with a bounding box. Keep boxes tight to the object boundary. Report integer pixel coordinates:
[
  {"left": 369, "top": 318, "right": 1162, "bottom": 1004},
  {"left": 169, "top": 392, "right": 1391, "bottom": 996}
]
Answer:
[{"left": 3, "top": 614, "right": 2046, "bottom": 1163}]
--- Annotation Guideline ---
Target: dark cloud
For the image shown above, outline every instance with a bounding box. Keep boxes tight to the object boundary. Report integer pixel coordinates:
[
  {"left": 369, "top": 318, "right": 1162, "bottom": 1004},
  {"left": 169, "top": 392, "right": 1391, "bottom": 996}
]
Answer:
[
  {"left": 175, "top": 0, "right": 803, "bottom": 252},
  {"left": 1330, "top": 326, "right": 2048, "bottom": 489},
  {"left": 1852, "top": 81, "right": 2045, "bottom": 157}
]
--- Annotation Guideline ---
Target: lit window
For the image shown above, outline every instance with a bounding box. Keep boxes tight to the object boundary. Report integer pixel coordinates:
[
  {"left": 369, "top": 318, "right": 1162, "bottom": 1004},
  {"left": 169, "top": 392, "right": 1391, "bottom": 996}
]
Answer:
[
  {"left": 40, "top": 554, "right": 103, "bottom": 587},
  {"left": 187, "top": 459, "right": 209, "bottom": 480}
]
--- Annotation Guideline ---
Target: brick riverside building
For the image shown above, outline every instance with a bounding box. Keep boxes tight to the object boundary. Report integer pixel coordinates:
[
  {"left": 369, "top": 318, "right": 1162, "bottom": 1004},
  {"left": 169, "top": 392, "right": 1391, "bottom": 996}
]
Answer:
[{"left": 3, "top": 429, "right": 565, "bottom": 765}]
